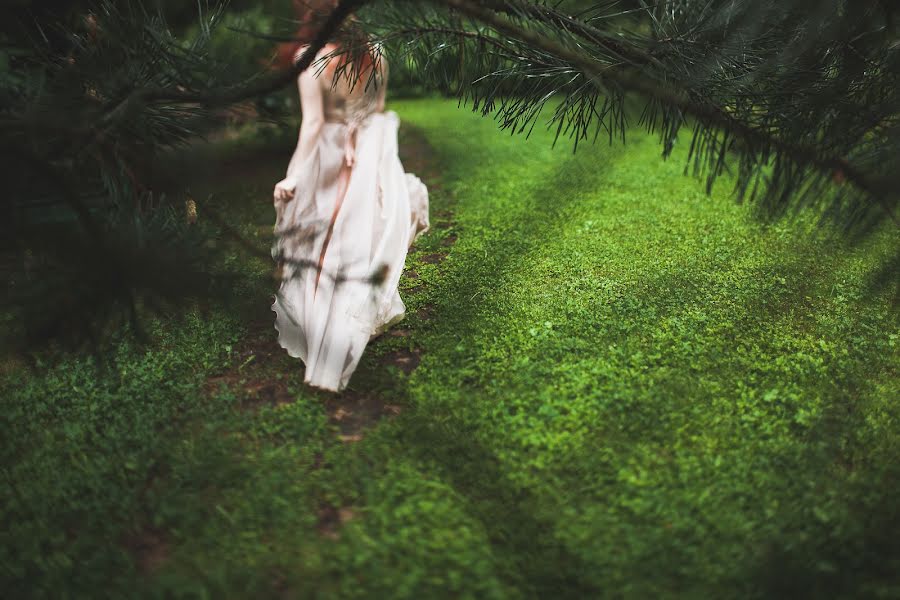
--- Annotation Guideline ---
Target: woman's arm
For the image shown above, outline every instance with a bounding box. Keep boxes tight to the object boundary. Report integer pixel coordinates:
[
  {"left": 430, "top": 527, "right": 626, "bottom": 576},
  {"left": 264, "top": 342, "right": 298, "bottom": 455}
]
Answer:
[
  {"left": 287, "top": 68, "right": 325, "bottom": 178},
  {"left": 275, "top": 51, "right": 325, "bottom": 202},
  {"left": 375, "top": 53, "right": 389, "bottom": 113}
]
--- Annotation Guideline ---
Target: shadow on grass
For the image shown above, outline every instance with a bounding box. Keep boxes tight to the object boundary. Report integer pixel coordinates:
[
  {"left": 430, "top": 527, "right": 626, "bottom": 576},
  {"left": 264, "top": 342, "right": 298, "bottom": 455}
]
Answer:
[
  {"left": 394, "top": 406, "right": 605, "bottom": 597},
  {"left": 389, "top": 118, "right": 900, "bottom": 596}
]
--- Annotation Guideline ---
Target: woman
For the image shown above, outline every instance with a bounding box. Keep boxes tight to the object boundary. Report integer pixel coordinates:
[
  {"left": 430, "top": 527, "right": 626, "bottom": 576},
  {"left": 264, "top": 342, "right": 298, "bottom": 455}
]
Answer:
[{"left": 271, "top": 1, "right": 430, "bottom": 392}]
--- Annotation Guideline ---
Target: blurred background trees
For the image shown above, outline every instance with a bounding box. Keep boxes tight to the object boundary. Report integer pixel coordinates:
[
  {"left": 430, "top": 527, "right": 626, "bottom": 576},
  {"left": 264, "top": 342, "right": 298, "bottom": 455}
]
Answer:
[{"left": 2, "top": 0, "right": 898, "bottom": 357}]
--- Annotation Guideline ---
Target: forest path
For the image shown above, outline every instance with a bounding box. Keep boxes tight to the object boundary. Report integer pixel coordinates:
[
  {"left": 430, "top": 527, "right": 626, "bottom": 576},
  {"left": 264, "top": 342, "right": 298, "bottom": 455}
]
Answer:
[
  {"left": 201, "top": 121, "right": 456, "bottom": 447},
  {"left": 9, "top": 99, "right": 897, "bottom": 598},
  {"left": 118, "top": 120, "right": 459, "bottom": 572}
]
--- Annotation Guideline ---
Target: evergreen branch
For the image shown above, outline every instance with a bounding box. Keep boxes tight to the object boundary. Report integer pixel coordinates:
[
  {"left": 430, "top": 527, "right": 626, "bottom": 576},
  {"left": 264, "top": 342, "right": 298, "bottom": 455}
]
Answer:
[
  {"left": 438, "top": 0, "right": 899, "bottom": 227},
  {"left": 383, "top": 25, "right": 517, "bottom": 56},
  {"left": 479, "top": 0, "right": 663, "bottom": 67},
  {"left": 15, "top": 149, "right": 106, "bottom": 241},
  {"left": 117, "top": 0, "right": 371, "bottom": 108}
]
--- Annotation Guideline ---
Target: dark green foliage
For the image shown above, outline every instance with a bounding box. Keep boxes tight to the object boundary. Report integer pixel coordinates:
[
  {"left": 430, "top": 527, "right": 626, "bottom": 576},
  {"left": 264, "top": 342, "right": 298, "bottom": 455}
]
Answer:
[
  {"left": 359, "top": 1, "right": 900, "bottom": 238},
  {"left": 2, "top": 1, "right": 238, "bottom": 351},
  {"left": 0, "top": 0, "right": 324, "bottom": 358},
  {"left": 1, "top": 311, "right": 243, "bottom": 596}
]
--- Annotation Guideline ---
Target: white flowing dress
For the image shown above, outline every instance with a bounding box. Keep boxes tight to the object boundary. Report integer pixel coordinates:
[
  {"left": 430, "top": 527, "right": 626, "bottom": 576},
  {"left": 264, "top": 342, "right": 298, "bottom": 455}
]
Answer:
[{"left": 272, "top": 47, "right": 429, "bottom": 392}]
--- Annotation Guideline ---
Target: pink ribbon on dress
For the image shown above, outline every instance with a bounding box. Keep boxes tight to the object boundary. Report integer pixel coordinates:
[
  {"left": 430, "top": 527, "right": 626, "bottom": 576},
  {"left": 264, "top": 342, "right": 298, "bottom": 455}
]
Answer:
[{"left": 344, "top": 121, "right": 359, "bottom": 168}]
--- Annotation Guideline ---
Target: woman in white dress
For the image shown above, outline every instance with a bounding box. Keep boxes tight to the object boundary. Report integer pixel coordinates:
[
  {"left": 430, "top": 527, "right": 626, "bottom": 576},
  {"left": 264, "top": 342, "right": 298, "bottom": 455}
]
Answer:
[{"left": 271, "top": 3, "right": 430, "bottom": 392}]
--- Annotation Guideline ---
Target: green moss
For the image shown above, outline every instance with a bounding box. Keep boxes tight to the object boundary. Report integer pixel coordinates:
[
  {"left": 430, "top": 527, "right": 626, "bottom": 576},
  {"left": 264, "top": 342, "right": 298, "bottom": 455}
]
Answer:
[{"left": 2, "top": 99, "right": 898, "bottom": 598}]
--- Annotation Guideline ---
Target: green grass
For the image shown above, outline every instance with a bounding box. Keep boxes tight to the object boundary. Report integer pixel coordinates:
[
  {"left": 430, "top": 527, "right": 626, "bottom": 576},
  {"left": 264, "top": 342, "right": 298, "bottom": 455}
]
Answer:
[{"left": 2, "top": 98, "right": 898, "bottom": 599}]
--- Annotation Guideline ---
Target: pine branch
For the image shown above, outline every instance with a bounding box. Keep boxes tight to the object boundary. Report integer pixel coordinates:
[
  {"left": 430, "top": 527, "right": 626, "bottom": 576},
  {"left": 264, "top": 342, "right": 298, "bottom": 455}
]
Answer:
[
  {"left": 43, "top": 0, "right": 895, "bottom": 232},
  {"left": 479, "top": 0, "right": 662, "bottom": 67},
  {"left": 96, "top": 0, "right": 370, "bottom": 112},
  {"left": 438, "top": 0, "right": 899, "bottom": 227}
]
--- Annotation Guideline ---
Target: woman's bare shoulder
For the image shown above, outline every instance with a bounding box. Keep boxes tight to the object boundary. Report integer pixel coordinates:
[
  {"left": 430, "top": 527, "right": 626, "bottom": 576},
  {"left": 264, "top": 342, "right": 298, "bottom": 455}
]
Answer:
[{"left": 292, "top": 43, "right": 337, "bottom": 67}]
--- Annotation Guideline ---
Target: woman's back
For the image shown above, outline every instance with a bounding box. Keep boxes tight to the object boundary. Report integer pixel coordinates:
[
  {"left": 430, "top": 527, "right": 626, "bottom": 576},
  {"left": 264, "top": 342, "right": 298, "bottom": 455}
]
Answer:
[
  {"left": 273, "top": 40, "right": 427, "bottom": 393},
  {"left": 313, "top": 43, "right": 388, "bottom": 124}
]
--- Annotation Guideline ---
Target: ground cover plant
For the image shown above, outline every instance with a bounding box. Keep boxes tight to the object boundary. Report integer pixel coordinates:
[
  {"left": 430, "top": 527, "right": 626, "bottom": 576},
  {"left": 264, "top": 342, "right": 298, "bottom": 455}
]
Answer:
[{"left": 2, "top": 97, "right": 898, "bottom": 598}]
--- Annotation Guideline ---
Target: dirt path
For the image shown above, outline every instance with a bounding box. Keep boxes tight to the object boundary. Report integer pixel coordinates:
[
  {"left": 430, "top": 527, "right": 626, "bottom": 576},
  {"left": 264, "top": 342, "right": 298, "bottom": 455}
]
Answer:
[
  {"left": 114, "top": 124, "right": 459, "bottom": 570},
  {"left": 203, "top": 121, "right": 456, "bottom": 446}
]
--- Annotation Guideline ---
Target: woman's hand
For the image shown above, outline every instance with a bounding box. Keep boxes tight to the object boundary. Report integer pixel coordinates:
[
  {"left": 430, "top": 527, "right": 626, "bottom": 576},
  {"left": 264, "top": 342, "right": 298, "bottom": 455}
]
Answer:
[{"left": 274, "top": 178, "right": 296, "bottom": 203}]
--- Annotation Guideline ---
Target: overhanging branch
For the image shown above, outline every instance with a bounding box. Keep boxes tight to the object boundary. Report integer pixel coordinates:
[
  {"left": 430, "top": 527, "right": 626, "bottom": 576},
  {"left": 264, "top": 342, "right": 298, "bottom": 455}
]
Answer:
[
  {"left": 132, "top": 0, "right": 371, "bottom": 108},
  {"left": 29, "top": 0, "right": 895, "bottom": 227},
  {"left": 438, "top": 0, "right": 899, "bottom": 226}
]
